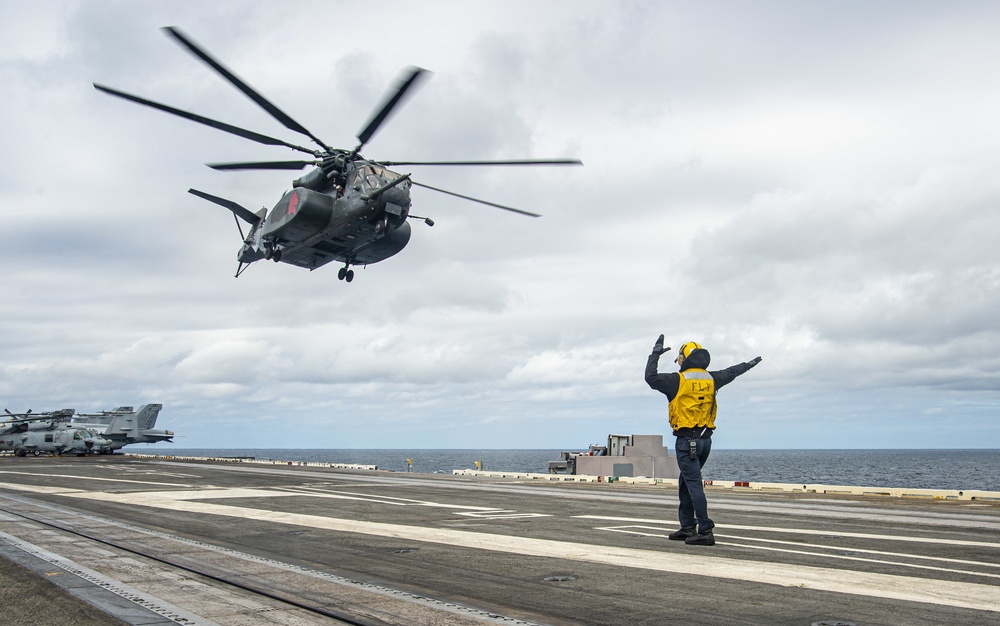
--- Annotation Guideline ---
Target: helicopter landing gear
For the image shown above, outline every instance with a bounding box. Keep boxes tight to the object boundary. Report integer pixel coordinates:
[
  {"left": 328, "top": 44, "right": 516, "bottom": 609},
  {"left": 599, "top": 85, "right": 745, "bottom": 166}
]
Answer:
[
  {"left": 338, "top": 265, "right": 354, "bottom": 283},
  {"left": 264, "top": 243, "right": 281, "bottom": 262},
  {"left": 271, "top": 248, "right": 282, "bottom": 263}
]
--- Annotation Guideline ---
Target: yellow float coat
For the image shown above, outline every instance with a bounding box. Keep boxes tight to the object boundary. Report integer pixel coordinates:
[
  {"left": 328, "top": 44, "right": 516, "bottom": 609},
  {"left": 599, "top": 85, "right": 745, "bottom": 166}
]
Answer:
[{"left": 668, "top": 369, "right": 717, "bottom": 431}]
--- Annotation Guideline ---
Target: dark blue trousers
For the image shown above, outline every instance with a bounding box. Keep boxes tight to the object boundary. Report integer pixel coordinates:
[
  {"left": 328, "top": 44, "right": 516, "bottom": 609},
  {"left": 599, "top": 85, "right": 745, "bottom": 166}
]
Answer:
[{"left": 674, "top": 435, "right": 714, "bottom": 533}]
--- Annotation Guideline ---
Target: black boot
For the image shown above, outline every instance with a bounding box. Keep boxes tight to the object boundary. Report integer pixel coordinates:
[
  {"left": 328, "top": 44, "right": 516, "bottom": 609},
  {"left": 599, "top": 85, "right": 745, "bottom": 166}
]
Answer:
[
  {"left": 668, "top": 526, "right": 697, "bottom": 540},
  {"left": 685, "top": 529, "right": 715, "bottom": 546}
]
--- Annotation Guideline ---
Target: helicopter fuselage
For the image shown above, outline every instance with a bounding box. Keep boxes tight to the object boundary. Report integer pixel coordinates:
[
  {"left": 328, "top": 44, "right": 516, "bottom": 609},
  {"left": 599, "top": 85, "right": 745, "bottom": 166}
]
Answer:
[
  {"left": 240, "top": 162, "right": 412, "bottom": 272},
  {"left": 1, "top": 421, "right": 112, "bottom": 456}
]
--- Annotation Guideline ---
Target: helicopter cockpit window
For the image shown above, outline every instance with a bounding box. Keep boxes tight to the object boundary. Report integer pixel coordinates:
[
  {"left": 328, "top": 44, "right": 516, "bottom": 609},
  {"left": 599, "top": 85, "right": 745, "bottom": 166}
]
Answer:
[
  {"left": 366, "top": 165, "right": 386, "bottom": 189},
  {"left": 350, "top": 165, "right": 387, "bottom": 192},
  {"left": 73, "top": 431, "right": 83, "bottom": 440}
]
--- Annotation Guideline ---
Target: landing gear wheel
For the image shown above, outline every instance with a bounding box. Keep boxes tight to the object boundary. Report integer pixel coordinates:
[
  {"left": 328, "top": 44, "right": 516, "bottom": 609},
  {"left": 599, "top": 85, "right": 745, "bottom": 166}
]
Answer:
[
  {"left": 338, "top": 264, "right": 355, "bottom": 282},
  {"left": 264, "top": 246, "right": 273, "bottom": 260},
  {"left": 32, "top": 450, "right": 40, "bottom": 456},
  {"left": 272, "top": 249, "right": 282, "bottom": 263}
]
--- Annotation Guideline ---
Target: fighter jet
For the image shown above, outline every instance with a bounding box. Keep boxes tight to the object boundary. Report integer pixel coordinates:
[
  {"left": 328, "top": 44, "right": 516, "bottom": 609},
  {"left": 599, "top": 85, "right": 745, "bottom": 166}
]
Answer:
[{"left": 73, "top": 404, "right": 174, "bottom": 452}]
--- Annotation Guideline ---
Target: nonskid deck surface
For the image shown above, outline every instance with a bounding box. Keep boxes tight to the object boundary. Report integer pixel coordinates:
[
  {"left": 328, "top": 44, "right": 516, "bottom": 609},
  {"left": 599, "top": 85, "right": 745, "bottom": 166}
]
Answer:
[{"left": 0, "top": 456, "right": 999, "bottom": 625}]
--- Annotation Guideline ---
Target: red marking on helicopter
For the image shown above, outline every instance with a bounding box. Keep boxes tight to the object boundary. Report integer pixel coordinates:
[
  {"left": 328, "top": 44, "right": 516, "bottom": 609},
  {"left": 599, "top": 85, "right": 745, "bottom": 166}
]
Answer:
[{"left": 287, "top": 190, "right": 299, "bottom": 216}]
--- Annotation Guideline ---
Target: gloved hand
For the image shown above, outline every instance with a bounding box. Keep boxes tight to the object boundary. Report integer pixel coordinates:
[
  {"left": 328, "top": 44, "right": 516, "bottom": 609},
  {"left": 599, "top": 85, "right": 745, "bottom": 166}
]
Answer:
[
  {"left": 652, "top": 334, "right": 671, "bottom": 356},
  {"left": 747, "top": 356, "right": 762, "bottom": 369}
]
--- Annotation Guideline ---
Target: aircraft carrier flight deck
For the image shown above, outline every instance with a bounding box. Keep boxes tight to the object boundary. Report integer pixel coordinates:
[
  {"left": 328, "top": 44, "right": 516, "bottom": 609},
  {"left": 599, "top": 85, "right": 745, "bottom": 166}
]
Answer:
[{"left": 1, "top": 454, "right": 998, "bottom": 625}]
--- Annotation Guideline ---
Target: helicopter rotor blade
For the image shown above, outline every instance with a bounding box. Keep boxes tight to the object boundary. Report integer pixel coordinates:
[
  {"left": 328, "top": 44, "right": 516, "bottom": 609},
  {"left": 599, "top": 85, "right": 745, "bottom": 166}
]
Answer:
[
  {"left": 162, "top": 26, "right": 332, "bottom": 152},
  {"left": 93, "top": 84, "right": 317, "bottom": 155},
  {"left": 409, "top": 180, "right": 541, "bottom": 218},
  {"left": 207, "top": 160, "right": 315, "bottom": 171},
  {"left": 356, "top": 66, "right": 427, "bottom": 152},
  {"left": 373, "top": 158, "right": 583, "bottom": 167}
]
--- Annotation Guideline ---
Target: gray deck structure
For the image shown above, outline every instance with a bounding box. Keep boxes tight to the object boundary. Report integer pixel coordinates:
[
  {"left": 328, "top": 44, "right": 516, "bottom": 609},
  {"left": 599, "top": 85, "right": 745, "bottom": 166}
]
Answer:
[
  {"left": 553, "top": 434, "right": 680, "bottom": 479},
  {"left": 1, "top": 455, "right": 998, "bottom": 625}
]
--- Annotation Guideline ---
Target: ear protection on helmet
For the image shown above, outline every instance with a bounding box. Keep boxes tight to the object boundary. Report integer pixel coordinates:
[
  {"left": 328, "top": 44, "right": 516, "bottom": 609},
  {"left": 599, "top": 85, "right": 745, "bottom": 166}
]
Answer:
[{"left": 676, "top": 341, "right": 703, "bottom": 362}]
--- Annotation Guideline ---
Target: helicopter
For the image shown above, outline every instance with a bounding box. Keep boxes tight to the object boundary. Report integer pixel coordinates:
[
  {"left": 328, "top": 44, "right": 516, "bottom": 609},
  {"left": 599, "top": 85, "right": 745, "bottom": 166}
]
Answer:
[
  {"left": 94, "top": 27, "right": 581, "bottom": 281},
  {"left": 1, "top": 408, "right": 76, "bottom": 434},
  {"left": 1, "top": 409, "right": 112, "bottom": 456}
]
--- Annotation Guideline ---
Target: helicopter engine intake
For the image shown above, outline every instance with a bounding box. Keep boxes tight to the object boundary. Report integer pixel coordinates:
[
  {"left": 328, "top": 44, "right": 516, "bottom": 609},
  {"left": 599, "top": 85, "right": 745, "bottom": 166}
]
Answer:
[{"left": 263, "top": 188, "right": 336, "bottom": 242}]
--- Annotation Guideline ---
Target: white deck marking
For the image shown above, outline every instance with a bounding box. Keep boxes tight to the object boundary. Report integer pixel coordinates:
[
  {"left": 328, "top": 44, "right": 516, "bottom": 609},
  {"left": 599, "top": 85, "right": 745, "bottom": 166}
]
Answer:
[
  {"left": 718, "top": 538, "right": 1000, "bottom": 579},
  {"left": 32, "top": 485, "right": 999, "bottom": 614},
  {"left": 0, "top": 484, "right": 87, "bottom": 495},
  {"left": 595, "top": 526, "right": 1000, "bottom": 579},
  {"left": 722, "top": 534, "right": 1000, "bottom": 569},
  {"left": 275, "top": 486, "right": 502, "bottom": 510},
  {"left": 150, "top": 460, "right": 1000, "bottom": 529},
  {"left": 0, "top": 470, "right": 192, "bottom": 488},
  {"left": 577, "top": 515, "right": 1000, "bottom": 549},
  {"left": 269, "top": 487, "right": 409, "bottom": 505},
  {"left": 599, "top": 525, "right": 1000, "bottom": 570},
  {"left": 455, "top": 511, "right": 552, "bottom": 520}
]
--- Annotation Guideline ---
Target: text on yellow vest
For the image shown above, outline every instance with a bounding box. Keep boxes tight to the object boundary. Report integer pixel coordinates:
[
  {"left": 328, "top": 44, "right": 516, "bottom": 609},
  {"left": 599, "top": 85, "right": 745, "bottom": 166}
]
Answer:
[{"left": 668, "top": 369, "right": 717, "bottom": 430}]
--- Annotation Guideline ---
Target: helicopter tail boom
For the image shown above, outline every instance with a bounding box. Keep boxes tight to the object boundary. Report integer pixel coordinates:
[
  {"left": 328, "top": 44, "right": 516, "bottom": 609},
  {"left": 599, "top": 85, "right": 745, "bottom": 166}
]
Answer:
[{"left": 188, "top": 189, "right": 261, "bottom": 225}]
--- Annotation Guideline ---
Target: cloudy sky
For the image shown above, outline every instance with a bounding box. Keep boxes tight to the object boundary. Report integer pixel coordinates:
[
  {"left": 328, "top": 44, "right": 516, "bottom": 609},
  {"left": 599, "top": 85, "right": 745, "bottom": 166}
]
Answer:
[{"left": 2, "top": 1, "right": 999, "bottom": 450}]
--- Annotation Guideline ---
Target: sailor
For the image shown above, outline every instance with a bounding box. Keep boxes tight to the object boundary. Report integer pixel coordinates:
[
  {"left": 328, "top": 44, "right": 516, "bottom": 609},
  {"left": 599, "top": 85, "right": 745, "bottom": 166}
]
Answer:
[{"left": 645, "top": 336, "right": 761, "bottom": 546}]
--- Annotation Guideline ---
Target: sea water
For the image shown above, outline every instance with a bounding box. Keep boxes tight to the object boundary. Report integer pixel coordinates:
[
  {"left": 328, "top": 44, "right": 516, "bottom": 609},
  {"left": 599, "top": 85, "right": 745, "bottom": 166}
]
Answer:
[{"left": 145, "top": 448, "right": 1000, "bottom": 491}]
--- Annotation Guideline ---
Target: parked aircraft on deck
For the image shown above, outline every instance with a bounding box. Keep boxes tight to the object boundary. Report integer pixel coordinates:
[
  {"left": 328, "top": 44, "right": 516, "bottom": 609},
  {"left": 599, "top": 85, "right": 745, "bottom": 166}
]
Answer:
[
  {"left": 1, "top": 410, "right": 111, "bottom": 456},
  {"left": 2, "top": 404, "right": 174, "bottom": 456},
  {"left": 73, "top": 404, "right": 174, "bottom": 451}
]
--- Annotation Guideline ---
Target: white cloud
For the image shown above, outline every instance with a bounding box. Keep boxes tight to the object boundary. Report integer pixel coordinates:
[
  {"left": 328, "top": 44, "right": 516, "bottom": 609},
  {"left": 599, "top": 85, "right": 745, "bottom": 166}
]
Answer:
[{"left": 2, "top": 1, "right": 999, "bottom": 448}]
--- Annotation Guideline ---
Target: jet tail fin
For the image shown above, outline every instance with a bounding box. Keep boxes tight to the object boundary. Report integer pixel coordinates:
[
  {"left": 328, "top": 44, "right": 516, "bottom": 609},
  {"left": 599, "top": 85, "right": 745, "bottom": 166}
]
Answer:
[
  {"left": 136, "top": 404, "right": 163, "bottom": 430},
  {"left": 102, "top": 405, "right": 159, "bottom": 437}
]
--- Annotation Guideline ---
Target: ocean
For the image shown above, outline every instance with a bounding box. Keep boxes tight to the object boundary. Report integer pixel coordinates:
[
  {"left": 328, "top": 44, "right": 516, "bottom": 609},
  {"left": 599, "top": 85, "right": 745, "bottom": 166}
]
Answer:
[{"left": 143, "top": 448, "right": 1000, "bottom": 491}]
